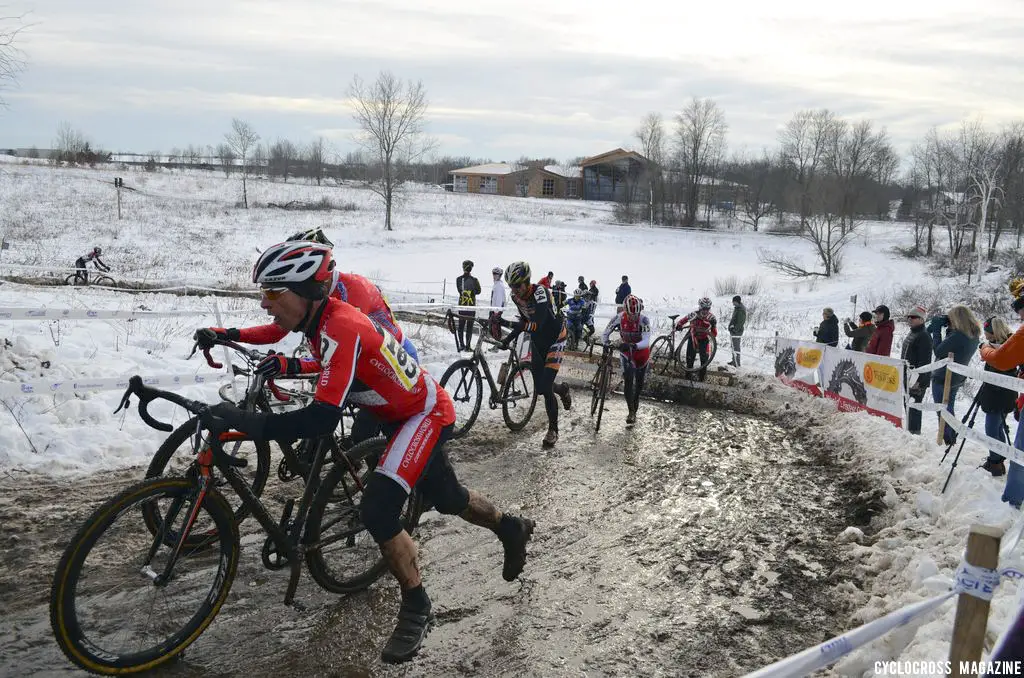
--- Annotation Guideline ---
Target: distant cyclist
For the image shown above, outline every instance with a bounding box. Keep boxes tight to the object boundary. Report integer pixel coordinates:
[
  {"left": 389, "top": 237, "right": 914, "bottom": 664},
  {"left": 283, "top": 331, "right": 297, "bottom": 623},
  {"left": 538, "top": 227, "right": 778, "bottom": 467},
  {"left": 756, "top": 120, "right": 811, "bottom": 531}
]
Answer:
[
  {"left": 602, "top": 294, "right": 651, "bottom": 425},
  {"left": 565, "top": 289, "right": 593, "bottom": 346},
  {"left": 676, "top": 297, "right": 717, "bottom": 381},
  {"left": 73, "top": 246, "right": 110, "bottom": 284}
]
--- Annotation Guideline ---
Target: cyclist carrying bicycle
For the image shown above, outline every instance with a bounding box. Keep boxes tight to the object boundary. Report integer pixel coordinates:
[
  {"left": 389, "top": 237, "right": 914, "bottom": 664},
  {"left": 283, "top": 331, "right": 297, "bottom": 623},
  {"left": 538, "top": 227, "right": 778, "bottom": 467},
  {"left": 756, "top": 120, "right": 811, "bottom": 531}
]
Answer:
[
  {"left": 602, "top": 294, "right": 651, "bottom": 426},
  {"left": 498, "top": 261, "right": 572, "bottom": 447},
  {"left": 73, "top": 246, "right": 110, "bottom": 284},
  {"left": 676, "top": 297, "right": 717, "bottom": 381},
  {"left": 203, "top": 240, "right": 536, "bottom": 664}
]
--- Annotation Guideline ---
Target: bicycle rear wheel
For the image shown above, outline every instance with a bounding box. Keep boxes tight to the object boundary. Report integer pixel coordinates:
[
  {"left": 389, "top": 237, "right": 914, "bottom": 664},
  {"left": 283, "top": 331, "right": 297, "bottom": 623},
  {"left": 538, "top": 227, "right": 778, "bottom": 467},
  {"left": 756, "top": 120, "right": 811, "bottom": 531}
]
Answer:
[
  {"left": 305, "top": 438, "right": 423, "bottom": 594},
  {"left": 50, "top": 477, "right": 238, "bottom": 675},
  {"left": 648, "top": 336, "right": 675, "bottom": 375},
  {"left": 501, "top": 363, "right": 537, "bottom": 431},
  {"left": 439, "top": 359, "right": 483, "bottom": 439},
  {"left": 64, "top": 273, "right": 83, "bottom": 286},
  {"left": 143, "top": 417, "right": 270, "bottom": 547}
]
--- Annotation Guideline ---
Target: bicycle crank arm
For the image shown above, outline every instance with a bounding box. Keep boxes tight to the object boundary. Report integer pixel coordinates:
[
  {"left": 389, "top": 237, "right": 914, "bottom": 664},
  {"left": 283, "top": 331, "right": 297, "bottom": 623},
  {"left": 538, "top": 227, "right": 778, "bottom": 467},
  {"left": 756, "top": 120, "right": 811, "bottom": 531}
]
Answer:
[{"left": 283, "top": 557, "right": 302, "bottom": 606}]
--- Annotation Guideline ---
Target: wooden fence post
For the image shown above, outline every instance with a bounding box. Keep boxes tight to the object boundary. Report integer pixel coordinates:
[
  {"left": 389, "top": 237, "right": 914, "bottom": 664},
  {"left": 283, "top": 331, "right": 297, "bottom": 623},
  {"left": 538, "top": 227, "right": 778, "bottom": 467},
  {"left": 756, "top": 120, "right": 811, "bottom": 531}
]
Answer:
[
  {"left": 938, "top": 352, "right": 954, "bottom": 445},
  {"left": 949, "top": 524, "right": 1003, "bottom": 676}
]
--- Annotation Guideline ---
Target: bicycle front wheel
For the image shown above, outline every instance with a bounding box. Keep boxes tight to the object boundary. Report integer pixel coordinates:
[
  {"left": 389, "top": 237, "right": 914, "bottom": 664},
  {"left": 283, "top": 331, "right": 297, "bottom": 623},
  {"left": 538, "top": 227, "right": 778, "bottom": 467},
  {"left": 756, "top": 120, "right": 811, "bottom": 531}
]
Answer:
[
  {"left": 501, "top": 363, "right": 537, "bottom": 431},
  {"left": 305, "top": 438, "right": 422, "bottom": 594},
  {"left": 595, "top": 363, "right": 611, "bottom": 431},
  {"left": 439, "top": 359, "right": 483, "bottom": 439},
  {"left": 144, "top": 417, "right": 270, "bottom": 547},
  {"left": 93, "top": 275, "right": 115, "bottom": 286},
  {"left": 50, "top": 476, "right": 239, "bottom": 675}
]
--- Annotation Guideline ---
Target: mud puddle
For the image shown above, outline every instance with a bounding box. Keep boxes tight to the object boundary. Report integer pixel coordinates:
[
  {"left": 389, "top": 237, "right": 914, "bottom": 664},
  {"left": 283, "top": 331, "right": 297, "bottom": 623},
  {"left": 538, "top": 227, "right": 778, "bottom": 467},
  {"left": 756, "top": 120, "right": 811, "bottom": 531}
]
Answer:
[{"left": 0, "top": 396, "right": 868, "bottom": 677}]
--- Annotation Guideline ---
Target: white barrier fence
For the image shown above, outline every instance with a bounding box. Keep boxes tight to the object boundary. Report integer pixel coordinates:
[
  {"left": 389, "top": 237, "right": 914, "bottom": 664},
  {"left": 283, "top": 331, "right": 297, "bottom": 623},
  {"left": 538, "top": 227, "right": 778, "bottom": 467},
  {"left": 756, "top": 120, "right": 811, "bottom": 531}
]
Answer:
[{"left": 0, "top": 373, "right": 217, "bottom": 397}]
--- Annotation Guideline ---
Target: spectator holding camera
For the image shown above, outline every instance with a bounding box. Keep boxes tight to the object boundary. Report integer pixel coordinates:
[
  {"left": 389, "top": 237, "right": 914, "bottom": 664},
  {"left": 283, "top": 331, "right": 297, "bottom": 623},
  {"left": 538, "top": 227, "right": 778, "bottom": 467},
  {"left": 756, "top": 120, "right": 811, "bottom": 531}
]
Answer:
[
  {"left": 979, "top": 287, "right": 1024, "bottom": 507},
  {"left": 843, "top": 311, "right": 875, "bottom": 352},
  {"left": 930, "top": 305, "right": 982, "bottom": 444},
  {"left": 900, "top": 305, "right": 932, "bottom": 435},
  {"left": 813, "top": 307, "right": 839, "bottom": 347}
]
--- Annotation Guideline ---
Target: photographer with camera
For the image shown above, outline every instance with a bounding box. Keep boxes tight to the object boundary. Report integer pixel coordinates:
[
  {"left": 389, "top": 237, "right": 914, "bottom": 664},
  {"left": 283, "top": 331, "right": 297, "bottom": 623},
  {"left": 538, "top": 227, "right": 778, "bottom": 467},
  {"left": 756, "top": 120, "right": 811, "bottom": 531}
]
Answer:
[
  {"left": 979, "top": 284, "right": 1024, "bottom": 508},
  {"left": 901, "top": 306, "right": 932, "bottom": 435},
  {"left": 843, "top": 311, "right": 875, "bottom": 352}
]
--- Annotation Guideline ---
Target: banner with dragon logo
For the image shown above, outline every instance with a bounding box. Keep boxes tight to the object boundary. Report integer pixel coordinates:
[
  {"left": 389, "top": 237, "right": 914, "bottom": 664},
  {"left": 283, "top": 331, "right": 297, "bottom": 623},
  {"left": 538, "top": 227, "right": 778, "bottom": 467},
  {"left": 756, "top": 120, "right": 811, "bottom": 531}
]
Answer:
[
  {"left": 773, "top": 338, "right": 824, "bottom": 397},
  {"left": 819, "top": 347, "right": 905, "bottom": 426}
]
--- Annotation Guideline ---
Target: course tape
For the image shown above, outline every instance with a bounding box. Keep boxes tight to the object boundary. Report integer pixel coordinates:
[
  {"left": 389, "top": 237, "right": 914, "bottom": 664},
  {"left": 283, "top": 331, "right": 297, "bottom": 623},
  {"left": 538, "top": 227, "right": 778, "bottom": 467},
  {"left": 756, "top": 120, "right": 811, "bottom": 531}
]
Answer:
[
  {"left": 908, "top": 357, "right": 951, "bottom": 375},
  {"left": 0, "top": 307, "right": 252, "bottom": 320},
  {"left": 938, "top": 408, "right": 1024, "bottom": 467},
  {"left": 0, "top": 373, "right": 218, "bottom": 397},
  {"left": 947, "top": 361, "right": 1024, "bottom": 394},
  {"left": 741, "top": 591, "right": 956, "bottom": 678}
]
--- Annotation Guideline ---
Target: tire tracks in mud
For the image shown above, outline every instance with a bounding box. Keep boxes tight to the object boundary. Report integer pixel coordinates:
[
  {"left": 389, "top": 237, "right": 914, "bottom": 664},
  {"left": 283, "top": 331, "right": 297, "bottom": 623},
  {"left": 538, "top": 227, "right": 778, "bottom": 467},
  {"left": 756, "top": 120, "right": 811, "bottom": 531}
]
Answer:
[{"left": 0, "top": 395, "right": 874, "bottom": 677}]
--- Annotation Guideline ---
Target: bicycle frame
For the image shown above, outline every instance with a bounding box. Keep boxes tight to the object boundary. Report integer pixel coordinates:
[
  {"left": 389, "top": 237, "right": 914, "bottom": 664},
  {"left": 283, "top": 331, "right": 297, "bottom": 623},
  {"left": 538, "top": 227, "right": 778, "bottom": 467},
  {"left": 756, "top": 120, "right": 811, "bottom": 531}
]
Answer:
[
  {"left": 469, "top": 319, "right": 526, "bottom": 408},
  {"left": 122, "top": 376, "right": 364, "bottom": 606}
]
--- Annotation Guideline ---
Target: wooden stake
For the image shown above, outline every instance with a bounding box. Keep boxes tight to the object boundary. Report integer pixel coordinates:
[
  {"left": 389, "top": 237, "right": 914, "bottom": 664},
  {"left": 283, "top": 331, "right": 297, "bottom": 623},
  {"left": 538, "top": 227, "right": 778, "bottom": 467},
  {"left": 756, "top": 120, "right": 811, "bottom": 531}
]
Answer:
[
  {"left": 949, "top": 524, "right": 1003, "bottom": 676},
  {"left": 938, "top": 352, "right": 954, "bottom": 445}
]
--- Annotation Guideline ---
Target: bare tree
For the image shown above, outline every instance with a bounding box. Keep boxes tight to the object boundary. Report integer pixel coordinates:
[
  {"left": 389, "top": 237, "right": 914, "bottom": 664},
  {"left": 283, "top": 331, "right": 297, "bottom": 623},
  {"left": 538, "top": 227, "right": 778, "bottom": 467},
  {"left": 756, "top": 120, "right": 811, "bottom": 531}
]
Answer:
[
  {"left": 53, "top": 121, "right": 87, "bottom": 164},
  {"left": 0, "top": 12, "right": 27, "bottom": 107},
  {"left": 758, "top": 184, "right": 855, "bottom": 277},
  {"left": 215, "top": 142, "right": 235, "bottom": 177},
  {"left": 307, "top": 137, "right": 328, "bottom": 186},
  {"left": 635, "top": 112, "right": 666, "bottom": 224},
  {"left": 732, "top": 149, "right": 779, "bottom": 231},
  {"left": 349, "top": 71, "right": 434, "bottom": 231},
  {"left": 674, "top": 98, "right": 727, "bottom": 227},
  {"left": 225, "top": 118, "right": 259, "bottom": 208},
  {"left": 779, "top": 109, "right": 837, "bottom": 226},
  {"left": 958, "top": 121, "right": 1003, "bottom": 278},
  {"left": 269, "top": 139, "right": 298, "bottom": 182},
  {"left": 823, "top": 119, "right": 895, "bottom": 234}
]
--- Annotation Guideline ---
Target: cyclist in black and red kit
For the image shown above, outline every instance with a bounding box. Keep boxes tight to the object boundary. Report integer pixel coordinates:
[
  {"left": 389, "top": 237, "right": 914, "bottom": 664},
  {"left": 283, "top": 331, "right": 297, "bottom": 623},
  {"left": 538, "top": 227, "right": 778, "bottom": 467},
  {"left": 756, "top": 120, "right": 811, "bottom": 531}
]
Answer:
[
  {"left": 497, "top": 261, "right": 572, "bottom": 447},
  {"left": 73, "top": 246, "right": 110, "bottom": 284},
  {"left": 203, "top": 241, "right": 535, "bottom": 664}
]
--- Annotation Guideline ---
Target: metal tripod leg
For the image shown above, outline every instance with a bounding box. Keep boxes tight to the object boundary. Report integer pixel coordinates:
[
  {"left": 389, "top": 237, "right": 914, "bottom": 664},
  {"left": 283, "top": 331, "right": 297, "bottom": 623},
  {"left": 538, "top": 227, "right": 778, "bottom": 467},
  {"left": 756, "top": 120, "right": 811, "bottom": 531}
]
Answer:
[{"left": 941, "top": 396, "right": 982, "bottom": 494}]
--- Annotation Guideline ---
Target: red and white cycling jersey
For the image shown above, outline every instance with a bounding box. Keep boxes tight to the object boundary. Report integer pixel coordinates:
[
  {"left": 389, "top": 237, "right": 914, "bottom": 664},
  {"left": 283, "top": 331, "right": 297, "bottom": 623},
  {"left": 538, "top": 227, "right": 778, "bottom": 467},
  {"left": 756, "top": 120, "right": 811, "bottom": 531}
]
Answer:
[
  {"left": 603, "top": 312, "right": 652, "bottom": 368},
  {"left": 238, "top": 271, "right": 405, "bottom": 345},
  {"left": 298, "top": 298, "right": 451, "bottom": 424},
  {"left": 676, "top": 310, "right": 717, "bottom": 340}
]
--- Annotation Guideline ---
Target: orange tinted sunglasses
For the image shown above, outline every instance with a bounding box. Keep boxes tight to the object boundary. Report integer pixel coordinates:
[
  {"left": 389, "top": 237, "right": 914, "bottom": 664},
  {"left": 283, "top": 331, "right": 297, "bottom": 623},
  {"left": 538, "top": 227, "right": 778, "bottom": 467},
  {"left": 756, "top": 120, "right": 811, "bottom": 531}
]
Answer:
[{"left": 260, "top": 286, "right": 290, "bottom": 301}]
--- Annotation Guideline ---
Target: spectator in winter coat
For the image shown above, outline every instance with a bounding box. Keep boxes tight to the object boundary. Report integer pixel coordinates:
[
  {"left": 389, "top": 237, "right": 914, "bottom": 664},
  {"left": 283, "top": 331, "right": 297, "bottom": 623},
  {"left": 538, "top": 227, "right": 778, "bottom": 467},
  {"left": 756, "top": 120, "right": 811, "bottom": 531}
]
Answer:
[
  {"left": 538, "top": 272, "right": 553, "bottom": 289},
  {"left": 489, "top": 266, "right": 506, "bottom": 340},
  {"left": 901, "top": 305, "right": 933, "bottom": 435},
  {"left": 978, "top": 316, "right": 1017, "bottom": 477},
  {"left": 843, "top": 312, "right": 875, "bottom": 352},
  {"left": 614, "top": 276, "right": 631, "bottom": 307},
  {"left": 728, "top": 295, "right": 746, "bottom": 367},
  {"left": 588, "top": 280, "right": 600, "bottom": 304},
  {"left": 813, "top": 308, "right": 839, "bottom": 347},
  {"left": 456, "top": 260, "right": 481, "bottom": 351},
  {"left": 931, "top": 304, "right": 981, "bottom": 444},
  {"left": 551, "top": 280, "right": 568, "bottom": 312},
  {"left": 866, "top": 305, "right": 895, "bottom": 356},
  {"left": 979, "top": 293, "right": 1024, "bottom": 508},
  {"left": 576, "top": 276, "right": 588, "bottom": 295}
]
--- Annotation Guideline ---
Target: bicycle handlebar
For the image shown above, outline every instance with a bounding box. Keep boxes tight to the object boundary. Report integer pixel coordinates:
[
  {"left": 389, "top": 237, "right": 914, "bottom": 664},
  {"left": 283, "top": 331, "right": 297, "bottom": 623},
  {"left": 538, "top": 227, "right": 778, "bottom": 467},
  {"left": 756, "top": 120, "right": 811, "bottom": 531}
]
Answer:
[
  {"left": 189, "top": 339, "right": 292, "bottom": 403},
  {"left": 114, "top": 376, "right": 247, "bottom": 467}
]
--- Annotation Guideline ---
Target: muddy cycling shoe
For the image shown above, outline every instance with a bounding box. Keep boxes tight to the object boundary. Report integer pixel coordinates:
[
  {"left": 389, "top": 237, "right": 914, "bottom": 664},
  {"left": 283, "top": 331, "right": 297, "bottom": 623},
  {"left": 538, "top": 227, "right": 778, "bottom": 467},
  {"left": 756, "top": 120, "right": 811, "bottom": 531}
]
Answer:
[
  {"left": 542, "top": 427, "right": 558, "bottom": 448},
  {"left": 625, "top": 409, "right": 636, "bottom": 426},
  {"left": 381, "top": 598, "right": 434, "bottom": 664},
  {"left": 497, "top": 515, "right": 536, "bottom": 581},
  {"left": 556, "top": 382, "right": 572, "bottom": 410}
]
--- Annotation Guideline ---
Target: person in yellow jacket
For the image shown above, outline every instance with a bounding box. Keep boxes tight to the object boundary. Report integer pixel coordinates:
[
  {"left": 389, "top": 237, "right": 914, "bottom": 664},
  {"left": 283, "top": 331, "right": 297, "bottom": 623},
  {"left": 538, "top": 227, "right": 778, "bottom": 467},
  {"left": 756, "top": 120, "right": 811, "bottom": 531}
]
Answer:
[{"left": 979, "top": 280, "right": 1024, "bottom": 507}]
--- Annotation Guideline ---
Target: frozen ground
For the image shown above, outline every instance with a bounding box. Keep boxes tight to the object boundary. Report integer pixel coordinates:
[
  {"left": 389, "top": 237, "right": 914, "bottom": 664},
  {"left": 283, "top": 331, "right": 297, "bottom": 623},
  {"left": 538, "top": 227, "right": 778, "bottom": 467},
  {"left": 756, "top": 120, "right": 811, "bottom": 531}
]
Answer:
[{"left": 1, "top": 162, "right": 1022, "bottom": 677}]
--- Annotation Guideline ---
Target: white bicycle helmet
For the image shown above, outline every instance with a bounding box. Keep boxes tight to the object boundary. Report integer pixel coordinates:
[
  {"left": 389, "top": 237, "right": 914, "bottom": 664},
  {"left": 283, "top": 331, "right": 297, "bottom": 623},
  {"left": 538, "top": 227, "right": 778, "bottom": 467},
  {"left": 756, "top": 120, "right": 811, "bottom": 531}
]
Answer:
[
  {"left": 253, "top": 241, "right": 332, "bottom": 298},
  {"left": 698, "top": 296, "right": 712, "bottom": 310}
]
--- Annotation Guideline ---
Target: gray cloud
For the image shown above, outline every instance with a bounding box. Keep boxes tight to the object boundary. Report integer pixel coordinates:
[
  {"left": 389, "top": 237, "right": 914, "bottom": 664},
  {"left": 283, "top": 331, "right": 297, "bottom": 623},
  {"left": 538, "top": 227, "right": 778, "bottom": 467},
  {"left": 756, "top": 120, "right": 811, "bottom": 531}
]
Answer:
[{"left": 3, "top": 0, "right": 1022, "bottom": 165}]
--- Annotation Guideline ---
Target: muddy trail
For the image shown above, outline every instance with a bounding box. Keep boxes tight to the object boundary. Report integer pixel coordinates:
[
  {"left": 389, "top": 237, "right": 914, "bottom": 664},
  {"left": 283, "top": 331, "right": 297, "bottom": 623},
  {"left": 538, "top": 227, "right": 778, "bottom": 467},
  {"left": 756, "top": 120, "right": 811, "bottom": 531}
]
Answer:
[{"left": 0, "top": 396, "right": 874, "bottom": 677}]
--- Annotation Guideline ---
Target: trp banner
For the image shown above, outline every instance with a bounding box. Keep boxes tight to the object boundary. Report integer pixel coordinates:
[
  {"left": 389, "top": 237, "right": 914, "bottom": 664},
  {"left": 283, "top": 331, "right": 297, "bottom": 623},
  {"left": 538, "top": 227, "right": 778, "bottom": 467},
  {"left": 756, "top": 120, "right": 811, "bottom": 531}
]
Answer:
[
  {"left": 820, "top": 346, "right": 905, "bottom": 426},
  {"left": 773, "top": 338, "right": 824, "bottom": 397}
]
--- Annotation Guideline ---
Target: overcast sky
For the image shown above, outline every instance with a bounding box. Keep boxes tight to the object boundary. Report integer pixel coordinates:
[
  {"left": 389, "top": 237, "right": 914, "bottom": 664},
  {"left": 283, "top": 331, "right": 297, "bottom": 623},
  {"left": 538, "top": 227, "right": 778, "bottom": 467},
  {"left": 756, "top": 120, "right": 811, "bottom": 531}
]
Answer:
[{"left": 2, "top": 0, "right": 1023, "bottom": 165}]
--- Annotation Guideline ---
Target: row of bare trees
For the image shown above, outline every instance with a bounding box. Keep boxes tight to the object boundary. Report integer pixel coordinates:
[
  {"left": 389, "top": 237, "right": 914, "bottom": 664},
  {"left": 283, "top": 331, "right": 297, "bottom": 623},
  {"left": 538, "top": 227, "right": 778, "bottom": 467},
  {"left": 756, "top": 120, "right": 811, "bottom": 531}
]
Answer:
[{"left": 908, "top": 120, "right": 1024, "bottom": 279}]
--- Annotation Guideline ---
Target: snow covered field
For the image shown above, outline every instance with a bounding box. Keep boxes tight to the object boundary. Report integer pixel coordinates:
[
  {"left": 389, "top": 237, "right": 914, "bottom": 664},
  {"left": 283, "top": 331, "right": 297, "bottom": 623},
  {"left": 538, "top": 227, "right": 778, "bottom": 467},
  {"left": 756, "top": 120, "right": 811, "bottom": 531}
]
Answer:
[{"left": 1, "top": 161, "right": 1022, "bottom": 676}]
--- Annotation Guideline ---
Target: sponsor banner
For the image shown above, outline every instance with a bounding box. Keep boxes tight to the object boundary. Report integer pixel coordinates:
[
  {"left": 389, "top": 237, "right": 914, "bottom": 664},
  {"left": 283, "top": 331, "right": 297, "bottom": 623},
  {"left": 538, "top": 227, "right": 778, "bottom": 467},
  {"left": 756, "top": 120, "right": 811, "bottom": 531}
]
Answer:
[
  {"left": 0, "top": 373, "right": 216, "bottom": 397},
  {"left": 773, "top": 338, "right": 823, "bottom": 396},
  {"left": 820, "top": 348, "right": 905, "bottom": 426}
]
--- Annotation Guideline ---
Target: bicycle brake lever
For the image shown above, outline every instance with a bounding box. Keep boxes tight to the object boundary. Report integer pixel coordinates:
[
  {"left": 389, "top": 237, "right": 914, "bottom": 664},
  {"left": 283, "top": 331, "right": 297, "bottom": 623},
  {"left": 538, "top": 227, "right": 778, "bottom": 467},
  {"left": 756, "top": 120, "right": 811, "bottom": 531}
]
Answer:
[
  {"left": 203, "top": 347, "right": 223, "bottom": 370},
  {"left": 267, "top": 379, "right": 290, "bottom": 402},
  {"left": 113, "top": 387, "right": 131, "bottom": 415}
]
